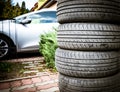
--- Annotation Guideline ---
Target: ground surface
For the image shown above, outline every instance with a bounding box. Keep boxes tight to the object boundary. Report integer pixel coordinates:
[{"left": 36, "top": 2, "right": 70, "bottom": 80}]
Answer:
[
  {"left": 0, "top": 53, "right": 59, "bottom": 92},
  {"left": 0, "top": 53, "right": 57, "bottom": 81}
]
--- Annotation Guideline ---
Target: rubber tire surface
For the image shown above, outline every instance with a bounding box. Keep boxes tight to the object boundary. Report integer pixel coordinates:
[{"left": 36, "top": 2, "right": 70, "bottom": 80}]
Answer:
[
  {"left": 57, "top": 23, "right": 120, "bottom": 50},
  {"left": 0, "top": 35, "right": 15, "bottom": 60},
  {"left": 57, "top": 0, "right": 120, "bottom": 23},
  {"left": 55, "top": 48, "right": 119, "bottom": 78},
  {"left": 119, "top": 50, "right": 120, "bottom": 72},
  {"left": 59, "top": 73, "right": 120, "bottom": 92}
]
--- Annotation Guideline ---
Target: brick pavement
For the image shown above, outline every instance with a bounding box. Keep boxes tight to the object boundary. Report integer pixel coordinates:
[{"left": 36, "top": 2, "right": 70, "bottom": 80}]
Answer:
[
  {"left": 0, "top": 56, "right": 59, "bottom": 92},
  {"left": 0, "top": 72, "right": 59, "bottom": 92}
]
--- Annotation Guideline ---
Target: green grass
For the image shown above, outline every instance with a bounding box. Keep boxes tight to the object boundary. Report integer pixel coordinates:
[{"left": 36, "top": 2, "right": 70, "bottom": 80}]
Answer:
[
  {"left": 0, "top": 62, "right": 25, "bottom": 80},
  {"left": 0, "top": 62, "right": 24, "bottom": 72}
]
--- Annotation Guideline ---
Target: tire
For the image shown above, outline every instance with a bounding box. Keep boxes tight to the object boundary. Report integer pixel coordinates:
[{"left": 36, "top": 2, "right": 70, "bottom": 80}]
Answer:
[
  {"left": 119, "top": 50, "right": 120, "bottom": 72},
  {"left": 57, "top": 0, "right": 120, "bottom": 23},
  {"left": 59, "top": 73, "right": 120, "bottom": 92},
  {"left": 55, "top": 48, "right": 119, "bottom": 78},
  {"left": 57, "top": 0, "right": 120, "bottom": 7},
  {"left": 0, "top": 35, "right": 16, "bottom": 60},
  {"left": 57, "top": 23, "right": 120, "bottom": 50}
]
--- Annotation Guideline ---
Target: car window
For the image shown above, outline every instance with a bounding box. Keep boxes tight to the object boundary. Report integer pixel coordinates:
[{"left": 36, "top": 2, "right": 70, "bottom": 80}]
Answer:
[{"left": 28, "top": 11, "right": 57, "bottom": 24}]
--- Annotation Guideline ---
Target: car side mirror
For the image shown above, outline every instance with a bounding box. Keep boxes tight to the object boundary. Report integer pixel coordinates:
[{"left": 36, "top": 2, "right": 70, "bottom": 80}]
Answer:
[{"left": 20, "top": 19, "right": 31, "bottom": 24}]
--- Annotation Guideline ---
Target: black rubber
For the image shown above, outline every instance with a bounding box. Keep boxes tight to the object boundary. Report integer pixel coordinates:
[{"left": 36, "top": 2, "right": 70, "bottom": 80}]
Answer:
[
  {"left": 55, "top": 48, "right": 119, "bottom": 78},
  {"left": 57, "top": 0, "right": 120, "bottom": 23},
  {"left": 59, "top": 73, "right": 120, "bottom": 92},
  {"left": 57, "top": 23, "right": 120, "bottom": 50},
  {"left": 0, "top": 35, "right": 16, "bottom": 60}
]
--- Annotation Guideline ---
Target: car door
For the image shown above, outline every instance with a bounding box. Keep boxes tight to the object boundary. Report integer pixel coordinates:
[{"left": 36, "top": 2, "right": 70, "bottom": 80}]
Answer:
[{"left": 16, "top": 10, "right": 59, "bottom": 52}]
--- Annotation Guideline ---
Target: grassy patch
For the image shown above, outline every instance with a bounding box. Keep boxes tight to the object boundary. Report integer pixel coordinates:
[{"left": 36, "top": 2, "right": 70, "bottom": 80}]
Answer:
[
  {"left": 0, "top": 62, "right": 25, "bottom": 80},
  {"left": 0, "top": 60, "right": 58, "bottom": 81}
]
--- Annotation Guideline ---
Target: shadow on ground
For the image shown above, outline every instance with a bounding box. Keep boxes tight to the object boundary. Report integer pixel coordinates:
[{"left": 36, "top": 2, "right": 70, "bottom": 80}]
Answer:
[
  {"left": 3, "top": 52, "right": 42, "bottom": 60},
  {"left": 16, "top": 52, "right": 41, "bottom": 58}
]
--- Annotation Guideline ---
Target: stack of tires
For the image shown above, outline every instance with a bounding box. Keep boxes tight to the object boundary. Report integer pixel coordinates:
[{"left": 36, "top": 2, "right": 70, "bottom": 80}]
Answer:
[{"left": 55, "top": 0, "right": 120, "bottom": 92}]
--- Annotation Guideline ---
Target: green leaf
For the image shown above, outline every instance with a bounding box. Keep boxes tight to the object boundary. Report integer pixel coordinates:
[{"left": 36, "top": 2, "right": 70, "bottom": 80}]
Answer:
[{"left": 39, "top": 30, "right": 58, "bottom": 69}]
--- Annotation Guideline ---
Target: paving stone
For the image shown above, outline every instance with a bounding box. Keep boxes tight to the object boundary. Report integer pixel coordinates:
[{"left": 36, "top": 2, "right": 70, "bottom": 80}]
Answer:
[
  {"left": 24, "top": 87, "right": 36, "bottom": 92},
  {"left": 38, "top": 65, "right": 45, "bottom": 67},
  {"left": 21, "top": 79, "right": 32, "bottom": 85},
  {"left": 38, "top": 87, "right": 59, "bottom": 92},
  {"left": 37, "top": 83, "right": 58, "bottom": 91},
  {"left": 35, "top": 79, "right": 58, "bottom": 86},
  {"left": 12, "top": 84, "right": 34, "bottom": 91},
  {"left": 49, "top": 74, "right": 59, "bottom": 80},
  {"left": 55, "top": 91, "right": 59, "bottom": 92},
  {"left": 0, "top": 82, "right": 10, "bottom": 90},
  {"left": 36, "top": 72, "right": 49, "bottom": 76},
  {"left": 0, "top": 57, "right": 59, "bottom": 92},
  {"left": 24, "top": 65, "right": 36, "bottom": 69},
  {"left": 10, "top": 80, "right": 22, "bottom": 87},
  {"left": 18, "top": 57, "right": 44, "bottom": 62},
  {"left": 29, "top": 67, "right": 38, "bottom": 70},
  {"left": 32, "top": 77, "right": 42, "bottom": 83},
  {"left": 33, "top": 62, "right": 41, "bottom": 65},
  {"left": 0, "top": 89, "right": 10, "bottom": 92},
  {"left": 40, "top": 76, "right": 51, "bottom": 82},
  {"left": 22, "top": 62, "right": 33, "bottom": 64},
  {"left": 34, "top": 60, "right": 44, "bottom": 63},
  {"left": 24, "top": 70, "right": 39, "bottom": 74},
  {"left": 13, "top": 87, "right": 36, "bottom": 92},
  {"left": 28, "top": 63, "right": 36, "bottom": 66},
  {"left": 54, "top": 79, "right": 58, "bottom": 83}
]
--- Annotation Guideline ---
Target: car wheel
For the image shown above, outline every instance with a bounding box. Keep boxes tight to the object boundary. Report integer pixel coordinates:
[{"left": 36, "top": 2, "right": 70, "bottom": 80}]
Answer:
[
  {"left": 57, "top": 23, "right": 120, "bottom": 50},
  {"left": 55, "top": 48, "right": 119, "bottom": 78},
  {"left": 0, "top": 35, "right": 16, "bottom": 60},
  {"left": 59, "top": 73, "right": 120, "bottom": 92},
  {"left": 57, "top": 0, "right": 120, "bottom": 23}
]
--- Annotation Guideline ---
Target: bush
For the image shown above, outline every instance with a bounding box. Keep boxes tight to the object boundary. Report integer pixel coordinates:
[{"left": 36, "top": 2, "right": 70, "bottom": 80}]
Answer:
[{"left": 39, "top": 30, "right": 57, "bottom": 69}]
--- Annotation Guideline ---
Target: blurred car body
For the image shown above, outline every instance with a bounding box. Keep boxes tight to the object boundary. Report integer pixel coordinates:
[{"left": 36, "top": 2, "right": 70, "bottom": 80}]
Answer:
[{"left": 0, "top": 8, "right": 59, "bottom": 59}]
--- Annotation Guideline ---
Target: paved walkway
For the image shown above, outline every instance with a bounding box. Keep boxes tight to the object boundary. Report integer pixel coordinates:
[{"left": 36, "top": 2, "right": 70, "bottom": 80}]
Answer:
[{"left": 0, "top": 56, "right": 59, "bottom": 92}]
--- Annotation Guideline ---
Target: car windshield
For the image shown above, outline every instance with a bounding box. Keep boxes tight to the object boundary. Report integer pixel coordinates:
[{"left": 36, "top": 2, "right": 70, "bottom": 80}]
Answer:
[
  {"left": 31, "top": 11, "right": 57, "bottom": 23},
  {"left": 14, "top": 11, "right": 57, "bottom": 24}
]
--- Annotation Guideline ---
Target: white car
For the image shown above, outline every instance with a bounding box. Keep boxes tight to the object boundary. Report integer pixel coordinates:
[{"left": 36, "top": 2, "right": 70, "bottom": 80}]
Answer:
[{"left": 0, "top": 8, "right": 59, "bottom": 59}]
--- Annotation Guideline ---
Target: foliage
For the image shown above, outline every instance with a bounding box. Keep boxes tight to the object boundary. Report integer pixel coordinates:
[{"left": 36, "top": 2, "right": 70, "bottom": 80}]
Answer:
[
  {"left": 21, "top": 1, "right": 29, "bottom": 15},
  {"left": 0, "top": 0, "right": 29, "bottom": 19},
  {"left": 0, "top": 0, "right": 5, "bottom": 17},
  {"left": 39, "top": 29, "right": 58, "bottom": 69},
  {"left": 2, "top": 0, "right": 13, "bottom": 18},
  {"left": 0, "top": 62, "right": 12, "bottom": 72},
  {"left": 0, "top": 62, "right": 25, "bottom": 73},
  {"left": 0, "top": 62, "right": 26, "bottom": 80}
]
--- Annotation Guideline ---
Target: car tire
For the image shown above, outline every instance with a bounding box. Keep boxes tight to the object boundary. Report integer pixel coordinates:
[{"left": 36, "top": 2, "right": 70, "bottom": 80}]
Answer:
[
  {"left": 59, "top": 73, "right": 120, "bottom": 92},
  {"left": 57, "top": 23, "right": 120, "bottom": 50},
  {"left": 0, "top": 35, "right": 16, "bottom": 60},
  {"left": 57, "top": 0, "right": 120, "bottom": 23},
  {"left": 55, "top": 48, "right": 119, "bottom": 78}
]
